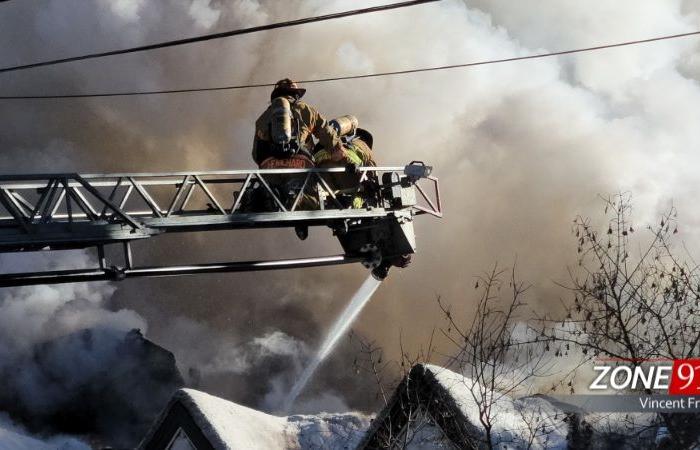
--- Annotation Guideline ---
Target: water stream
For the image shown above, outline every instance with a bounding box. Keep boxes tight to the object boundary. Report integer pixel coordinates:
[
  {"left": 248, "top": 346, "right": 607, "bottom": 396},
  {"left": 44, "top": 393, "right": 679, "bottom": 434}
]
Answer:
[{"left": 282, "top": 275, "right": 382, "bottom": 413}]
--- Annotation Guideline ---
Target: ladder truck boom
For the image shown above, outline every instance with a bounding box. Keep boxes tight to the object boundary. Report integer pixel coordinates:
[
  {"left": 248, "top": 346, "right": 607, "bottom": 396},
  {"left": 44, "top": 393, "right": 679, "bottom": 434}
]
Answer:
[{"left": 0, "top": 163, "right": 441, "bottom": 286}]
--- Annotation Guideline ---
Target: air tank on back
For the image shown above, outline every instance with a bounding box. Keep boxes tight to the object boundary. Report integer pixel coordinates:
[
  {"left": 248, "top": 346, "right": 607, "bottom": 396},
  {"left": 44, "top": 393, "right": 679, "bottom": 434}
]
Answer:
[
  {"left": 330, "top": 115, "right": 359, "bottom": 137},
  {"left": 271, "top": 96, "right": 293, "bottom": 146}
]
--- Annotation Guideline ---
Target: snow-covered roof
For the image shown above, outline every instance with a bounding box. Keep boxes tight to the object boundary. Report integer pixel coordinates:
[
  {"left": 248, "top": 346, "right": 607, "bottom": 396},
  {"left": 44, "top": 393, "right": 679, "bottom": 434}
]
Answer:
[
  {"left": 175, "top": 389, "right": 291, "bottom": 449},
  {"left": 423, "top": 364, "right": 569, "bottom": 449},
  {"left": 140, "top": 388, "right": 370, "bottom": 450},
  {"left": 360, "top": 364, "right": 575, "bottom": 449},
  {"left": 289, "top": 412, "right": 369, "bottom": 449},
  {"left": 361, "top": 364, "right": 668, "bottom": 449}
]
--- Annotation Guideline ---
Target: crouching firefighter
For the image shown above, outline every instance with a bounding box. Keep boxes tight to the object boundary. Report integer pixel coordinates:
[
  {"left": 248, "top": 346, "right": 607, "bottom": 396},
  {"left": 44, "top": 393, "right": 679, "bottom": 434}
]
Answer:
[
  {"left": 314, "top": 115, "right": 377, "bottom": 209},
  {"left": 314, "top": 115, "right": 376, "bottom": 168}
]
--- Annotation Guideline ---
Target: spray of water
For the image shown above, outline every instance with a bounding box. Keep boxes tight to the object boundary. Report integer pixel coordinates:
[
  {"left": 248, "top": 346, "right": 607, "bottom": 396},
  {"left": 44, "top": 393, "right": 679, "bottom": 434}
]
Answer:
[{"left": 282, "top": 275, "right": 382, "bottom": 413}]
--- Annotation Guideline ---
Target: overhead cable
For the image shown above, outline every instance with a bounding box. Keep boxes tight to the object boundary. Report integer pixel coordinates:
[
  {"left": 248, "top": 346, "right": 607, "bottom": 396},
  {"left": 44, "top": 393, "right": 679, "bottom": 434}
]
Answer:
[
  {"left": 0, "top": 0, "right": 440, "bottom": 74},
  {"left": 1, "top": 29, "right": 699, "bottom": 100}
]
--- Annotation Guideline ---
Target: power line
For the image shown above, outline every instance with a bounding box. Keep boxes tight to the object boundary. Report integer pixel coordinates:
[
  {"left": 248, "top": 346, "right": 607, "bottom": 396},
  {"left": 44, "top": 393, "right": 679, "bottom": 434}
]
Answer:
[
  {"left": 0, "top": 0, "right": 439, "bottom": 74},
  {"left": 1, "top": 29, "right": 699, "bottom": 100}
]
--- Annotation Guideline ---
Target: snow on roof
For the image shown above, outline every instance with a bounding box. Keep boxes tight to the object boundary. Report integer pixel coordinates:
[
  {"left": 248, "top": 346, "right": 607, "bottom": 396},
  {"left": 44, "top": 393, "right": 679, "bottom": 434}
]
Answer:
[
  {"left": 176, "top": 389, "right": 291, "bottom": 450},
  {"left": 145, "top": 389, "right": 372, "bottom": 450},
  {"left": 288, "top": 412, "right": 370, "bottom": 449},
  {"left": 423, "top": 364, "right": 570, "bottom": 449}
]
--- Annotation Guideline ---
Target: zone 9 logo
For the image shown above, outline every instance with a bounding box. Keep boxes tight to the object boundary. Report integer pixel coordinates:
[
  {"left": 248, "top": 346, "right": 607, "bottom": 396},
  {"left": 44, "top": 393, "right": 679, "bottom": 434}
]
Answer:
[{"left": 669, "top": 359, "right": 700, "bottom": 395}]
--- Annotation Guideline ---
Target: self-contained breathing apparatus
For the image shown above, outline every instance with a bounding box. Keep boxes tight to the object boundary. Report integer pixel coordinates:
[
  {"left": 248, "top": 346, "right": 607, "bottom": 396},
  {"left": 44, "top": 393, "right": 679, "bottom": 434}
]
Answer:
[
  {"left": 329, "top": 115, "right": 358, "bottom": 140},
  {"left": 268, "top": 96, "right": 310, "bottom": 160},
  {"left": 316, "top": 115, "right": 373, "bottom": 168},
  {"left": 244, "top": 97, "right": 314, "bottom": 213}
]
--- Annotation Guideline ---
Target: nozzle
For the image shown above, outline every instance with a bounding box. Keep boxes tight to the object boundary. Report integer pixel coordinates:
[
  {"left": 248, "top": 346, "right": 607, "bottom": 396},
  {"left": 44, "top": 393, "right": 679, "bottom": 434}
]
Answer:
[
  {"left": 294, "top": 225, "right": 308, "bottom": 241},
  {"left": 360, "top": 244, "right": 381, "bottom": 270},
  {"left": 371, "top": 262, "right": 391, "bottom": 280}
]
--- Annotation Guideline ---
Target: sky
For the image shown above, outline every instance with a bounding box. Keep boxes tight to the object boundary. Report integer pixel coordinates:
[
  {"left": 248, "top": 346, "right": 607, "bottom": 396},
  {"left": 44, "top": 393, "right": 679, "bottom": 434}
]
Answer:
[{"left": 1, "top": 0, "right": 700, "bottom": 422}]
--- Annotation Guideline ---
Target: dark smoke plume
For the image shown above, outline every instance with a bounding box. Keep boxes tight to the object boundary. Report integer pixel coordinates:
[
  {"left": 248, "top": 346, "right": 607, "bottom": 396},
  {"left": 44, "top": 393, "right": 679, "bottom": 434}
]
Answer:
[{"left": 0, "top": 328, "right": 183, "bottom": 447}]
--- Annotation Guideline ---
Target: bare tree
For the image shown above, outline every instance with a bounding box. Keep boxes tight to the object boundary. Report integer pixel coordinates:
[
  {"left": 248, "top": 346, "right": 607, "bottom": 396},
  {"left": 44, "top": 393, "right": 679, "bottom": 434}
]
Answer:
[
  {"left": 541, "top": 193, "right": 700, "bottom": 448},
  {"left": 515, "top": 399, "right": 560, "bottom": 449},
  {"left": 438, "top": 264, "right": 553, "bottom": 449},
  {"left": 352, "top": 336, "right": 398, "bottom": 446},
  {"left": 355, "top": 265, "right": 558, "bottom": 449},
  {"left": 352, "top": 333, "right": 456, "bottom": 449}
]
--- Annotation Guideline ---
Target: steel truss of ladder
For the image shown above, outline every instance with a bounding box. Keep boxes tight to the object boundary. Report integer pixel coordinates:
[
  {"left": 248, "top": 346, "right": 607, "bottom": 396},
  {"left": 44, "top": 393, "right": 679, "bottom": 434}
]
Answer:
[{"left": 0, "top": 163, "right": 441, "bottom": 286}]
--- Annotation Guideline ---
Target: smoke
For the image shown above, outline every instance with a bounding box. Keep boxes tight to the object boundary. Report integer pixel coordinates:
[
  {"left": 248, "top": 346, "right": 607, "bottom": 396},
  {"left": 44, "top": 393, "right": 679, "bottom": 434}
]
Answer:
[
  {"left": 0, "top": 252, "right": 187, "bottom": 447},
  {"left": 0, "top": 413, "right": 89, "bottom": 450},
  {"left": 203, "top": 330, "right": 306, "bottom": 374},
  {"left": 0, "top": 251, "right": 172, "bottom": 446},
  {"left": 1, "top": 0, "right": 700, "bottom": 424},
  {"left": 0, "top": 251, "right": 145, "bottom": 356},
  {"left": 160, "top": 315, "right": 354, "bottom": 414}
]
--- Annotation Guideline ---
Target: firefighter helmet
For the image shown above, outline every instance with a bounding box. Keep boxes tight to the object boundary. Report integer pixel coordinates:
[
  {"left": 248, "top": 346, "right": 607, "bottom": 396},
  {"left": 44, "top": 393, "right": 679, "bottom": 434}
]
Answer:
[
  {"left": 355, "top": 128, "right": 374, "bottom": 149},
  {"left": 270, "top": 78, "right": 306, "bottom": 100}
]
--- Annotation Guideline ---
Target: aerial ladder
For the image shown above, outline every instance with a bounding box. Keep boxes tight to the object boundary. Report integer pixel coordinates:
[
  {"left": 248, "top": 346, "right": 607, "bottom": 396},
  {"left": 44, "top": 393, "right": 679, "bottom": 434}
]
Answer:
[{"left": 0, "top": 162, "right": 441, "bottom": 287}]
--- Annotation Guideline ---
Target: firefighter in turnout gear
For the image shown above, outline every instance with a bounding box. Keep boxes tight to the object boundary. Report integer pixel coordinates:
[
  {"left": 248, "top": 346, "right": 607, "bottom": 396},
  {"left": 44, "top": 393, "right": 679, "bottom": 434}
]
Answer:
[
  {"left": 252, "top": 78, "right": 343, "bottom": 168},
  {"left": 314, "top": 123, "right": 376, "bottom": 167},
  {"left": 314, "top": 117, "right": 377, "bottom": 209}
]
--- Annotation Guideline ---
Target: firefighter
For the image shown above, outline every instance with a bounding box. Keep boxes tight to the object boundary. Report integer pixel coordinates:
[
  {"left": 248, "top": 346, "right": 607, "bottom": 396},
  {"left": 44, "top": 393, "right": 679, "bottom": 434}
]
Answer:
[
  {"left": 252, "top": 78, "right": 343, "bottom": 167},
  {"left": 349, "top": 128, "right": 376, "bottom": 166},
  {"left": 314, "top": 123, "right": 377, "bottom": 209},
  {"left": 314, "top": 126, "right": 376, "bottom": 167}
]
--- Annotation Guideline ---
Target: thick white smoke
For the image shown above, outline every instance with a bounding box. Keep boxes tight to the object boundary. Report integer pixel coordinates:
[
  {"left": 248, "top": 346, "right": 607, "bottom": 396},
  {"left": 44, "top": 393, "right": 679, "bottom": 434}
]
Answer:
[
  {"left": 165, "top": 319, "right": 307, "bottom": 376},
  {"left": 2, "top": 0, "right": 700, "bottom": 417},
  {"left": 0, "top": 253, "right": 145, "bottom": 355},
  {"left": 0, "top": 251, "right": 147, "bottom": 446},
  {"left": 158, "top": 316, "right": 353, "bottom": 414}
]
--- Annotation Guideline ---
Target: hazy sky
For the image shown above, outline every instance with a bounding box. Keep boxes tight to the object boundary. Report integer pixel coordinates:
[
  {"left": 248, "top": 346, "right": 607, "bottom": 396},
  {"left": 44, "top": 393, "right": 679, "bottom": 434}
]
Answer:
[{"left": 1, "top": 0, "right": 700, "bottom": 415}]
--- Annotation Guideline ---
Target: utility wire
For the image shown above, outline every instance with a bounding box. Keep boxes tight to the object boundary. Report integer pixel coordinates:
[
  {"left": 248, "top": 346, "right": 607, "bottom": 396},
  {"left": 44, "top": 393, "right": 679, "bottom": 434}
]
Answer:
[
  {"left": 1, "top": 29, "right": 699, "bottom": 100},
  {"left": 0, "top": 0, "right": 439, "bottom": 74}
]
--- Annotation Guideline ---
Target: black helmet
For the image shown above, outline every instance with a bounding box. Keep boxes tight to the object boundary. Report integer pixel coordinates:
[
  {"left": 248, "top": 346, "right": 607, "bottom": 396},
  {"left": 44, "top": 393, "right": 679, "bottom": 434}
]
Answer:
[
  {"left": 354, "top": 128, "right": 374, "bottom": 149},
  {"left": 270, "top": 78, "right": 306, "bottom": 100}
]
